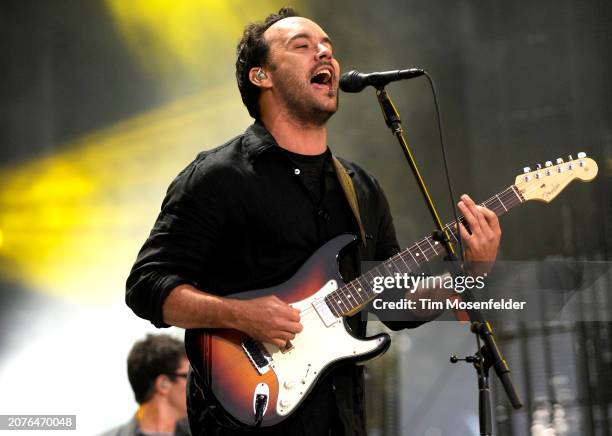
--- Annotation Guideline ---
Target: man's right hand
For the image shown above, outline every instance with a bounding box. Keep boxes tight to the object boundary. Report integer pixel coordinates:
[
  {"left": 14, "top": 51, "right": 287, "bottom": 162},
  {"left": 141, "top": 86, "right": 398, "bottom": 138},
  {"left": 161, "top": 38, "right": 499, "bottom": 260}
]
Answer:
[{"left": 233, "top": 295, "right": 303, "bottom": 347}]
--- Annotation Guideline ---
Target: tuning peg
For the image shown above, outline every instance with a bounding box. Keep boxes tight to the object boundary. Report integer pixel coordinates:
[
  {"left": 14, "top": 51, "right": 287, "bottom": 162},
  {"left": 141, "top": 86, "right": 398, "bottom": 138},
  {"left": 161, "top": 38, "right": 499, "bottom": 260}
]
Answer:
[
  {"left": 545, "top": 161, "right": 552, "bottom": 167},
  {"left": 556, "top": 158, "right": 564, "bottom": 164},
  {"left": 577, "top": 152, "right": 586, "bottom": 158},
  {"left": 523, "top": 166, "right": 531, "bottom": 173},
  {"left": 568, "top": 154, "right": 574, "bottom": 160},
  {"left": 536, "top": 163, "right": 542, "bottom": 170}
]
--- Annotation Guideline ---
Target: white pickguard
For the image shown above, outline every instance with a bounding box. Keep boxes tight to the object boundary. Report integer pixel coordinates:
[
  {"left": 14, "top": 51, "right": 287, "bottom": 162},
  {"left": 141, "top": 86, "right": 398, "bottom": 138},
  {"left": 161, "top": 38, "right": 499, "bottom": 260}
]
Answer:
[{"left": 261, "top": 280, "right": 387, "bottom": 416}]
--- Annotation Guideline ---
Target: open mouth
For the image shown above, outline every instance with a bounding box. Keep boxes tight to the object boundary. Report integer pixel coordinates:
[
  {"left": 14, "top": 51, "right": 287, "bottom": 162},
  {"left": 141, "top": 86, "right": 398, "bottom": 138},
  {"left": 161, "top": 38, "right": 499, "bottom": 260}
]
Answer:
[{"left": 310, "top": 68, "right": 334, "bottom": 92}]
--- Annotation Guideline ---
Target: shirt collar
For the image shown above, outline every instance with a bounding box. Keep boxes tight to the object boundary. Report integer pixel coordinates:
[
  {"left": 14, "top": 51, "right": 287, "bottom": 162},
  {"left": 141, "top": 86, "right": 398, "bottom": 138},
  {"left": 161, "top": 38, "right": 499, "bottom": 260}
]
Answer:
[
  {"left": 242, "top": 121, "right": 354, "bottom": 176},
  {"left": 243, "top": 121, "right": 278, "bottom": 161}
]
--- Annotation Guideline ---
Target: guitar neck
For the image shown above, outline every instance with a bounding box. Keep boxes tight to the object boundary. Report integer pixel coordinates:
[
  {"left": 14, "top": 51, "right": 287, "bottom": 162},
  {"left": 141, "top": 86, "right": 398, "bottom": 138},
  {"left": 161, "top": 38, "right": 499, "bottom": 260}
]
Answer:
[{"left": 324, "top": 185, "right": 525, "bottom": 317}]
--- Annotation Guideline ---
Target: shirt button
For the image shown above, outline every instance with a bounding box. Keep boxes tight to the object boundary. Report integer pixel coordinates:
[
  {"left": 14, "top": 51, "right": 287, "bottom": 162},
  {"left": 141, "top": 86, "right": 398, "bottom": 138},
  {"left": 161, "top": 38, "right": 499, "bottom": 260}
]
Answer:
[{"left": 294, "top": 168, "right": 301, "bottom": 175}]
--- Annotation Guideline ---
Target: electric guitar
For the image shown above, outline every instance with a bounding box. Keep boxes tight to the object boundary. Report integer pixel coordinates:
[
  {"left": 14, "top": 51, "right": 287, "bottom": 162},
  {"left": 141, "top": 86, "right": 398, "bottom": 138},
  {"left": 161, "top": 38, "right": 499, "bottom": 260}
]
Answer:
[{"left": 185, "top": 154, "right": 598, "bottom": 428}]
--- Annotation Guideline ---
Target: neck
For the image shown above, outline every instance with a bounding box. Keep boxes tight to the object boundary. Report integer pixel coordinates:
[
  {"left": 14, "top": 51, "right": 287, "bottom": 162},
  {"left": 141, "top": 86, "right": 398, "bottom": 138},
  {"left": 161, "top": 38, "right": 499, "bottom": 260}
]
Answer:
[
  {"left": 260, "top": 111, "right": 328, "bottom": 155},
  {"left": 136, "top": 400, "right": 180, "bottom": 434}
]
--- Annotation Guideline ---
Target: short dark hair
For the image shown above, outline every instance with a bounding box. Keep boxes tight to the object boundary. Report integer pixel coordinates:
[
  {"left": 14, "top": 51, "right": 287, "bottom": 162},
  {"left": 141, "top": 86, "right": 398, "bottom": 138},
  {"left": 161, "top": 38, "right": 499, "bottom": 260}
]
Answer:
[
  {"left": 235, "top": 7, "right": 299, "bottom": 119},
  {"left": 127, "top": 334, "right": 186, "bottom": 404}
]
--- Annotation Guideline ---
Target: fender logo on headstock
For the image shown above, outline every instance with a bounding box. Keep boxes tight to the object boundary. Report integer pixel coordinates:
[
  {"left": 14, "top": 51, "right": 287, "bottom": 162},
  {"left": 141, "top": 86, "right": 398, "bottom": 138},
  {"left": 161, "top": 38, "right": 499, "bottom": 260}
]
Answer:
[{"left": 515, "top": 155, "right": 598, "bottom": 203}]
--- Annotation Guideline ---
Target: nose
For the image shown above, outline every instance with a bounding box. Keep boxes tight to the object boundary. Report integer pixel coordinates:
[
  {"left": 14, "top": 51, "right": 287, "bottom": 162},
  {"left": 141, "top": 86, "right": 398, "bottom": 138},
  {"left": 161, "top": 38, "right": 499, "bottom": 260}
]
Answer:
[{"left": 316, "top": 42, "right": 332, "bottom": 60}]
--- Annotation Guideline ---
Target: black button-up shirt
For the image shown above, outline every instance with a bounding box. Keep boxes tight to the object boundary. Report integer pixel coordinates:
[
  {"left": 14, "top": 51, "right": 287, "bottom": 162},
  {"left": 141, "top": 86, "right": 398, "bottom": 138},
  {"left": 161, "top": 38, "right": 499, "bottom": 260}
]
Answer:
[{"left": 126, "top": 122, "right": 408, "bottom": 435}]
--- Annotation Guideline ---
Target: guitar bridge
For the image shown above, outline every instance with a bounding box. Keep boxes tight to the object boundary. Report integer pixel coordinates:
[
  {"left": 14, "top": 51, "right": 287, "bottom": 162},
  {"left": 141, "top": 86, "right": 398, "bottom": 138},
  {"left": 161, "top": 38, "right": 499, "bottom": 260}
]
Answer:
[{"left": 242, "top": 338, "right": 272, "bottom": 375}]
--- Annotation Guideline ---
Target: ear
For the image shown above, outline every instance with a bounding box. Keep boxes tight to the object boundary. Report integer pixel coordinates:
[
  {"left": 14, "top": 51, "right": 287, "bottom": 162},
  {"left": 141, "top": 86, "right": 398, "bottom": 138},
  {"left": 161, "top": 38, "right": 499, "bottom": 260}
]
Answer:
[
  {"left": 154, "top": 375, "right": 170, "bottom": 395},
  {"left": 248, "top": 67, "right": 272, "bottom": 89}
]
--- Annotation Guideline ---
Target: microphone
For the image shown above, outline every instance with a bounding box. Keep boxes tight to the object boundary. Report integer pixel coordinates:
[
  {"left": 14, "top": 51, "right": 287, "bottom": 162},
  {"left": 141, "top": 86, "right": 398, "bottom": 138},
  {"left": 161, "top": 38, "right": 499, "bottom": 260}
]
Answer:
[{"left": 339, "top": 68, "right": 425, "bottom": 93}]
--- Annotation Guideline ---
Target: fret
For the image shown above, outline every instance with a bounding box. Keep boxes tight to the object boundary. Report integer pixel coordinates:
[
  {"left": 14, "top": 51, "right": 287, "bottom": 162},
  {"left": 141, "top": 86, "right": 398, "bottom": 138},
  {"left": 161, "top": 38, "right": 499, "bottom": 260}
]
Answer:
[
  {"left": 502, "top": 188, "right": 517, "bottom": 205},
  {"left": 446, "top": 217, "right": 466, "bottom": 239},
  {"left": 336, "top": 286, "right": 353, "bottom": 312},
  {"left": 365, "top": 268, "right": 382, "bottom": 291},
  {"left": 360, "top": 277, "right": 374, "bottom": 299},
  {"left": 408, "top": 246, "right": 421, "bottom": 264},
  {"left": 431, "top": 238, "right": 442, "bottom": 252},
  {"left": 406, "top": 247, "right": 419, "bottom": 265},
  {"left": 350, "top": 280, "right": 367, "bottom": 304},
  {"left": 490, "top": 197, "right": 505, "bottom": 214},
  {"left": 415, "top": 241, "right": 429, "bottom": 261},
  {"left": 380, "top": 260, "right": 394, "bottom": 278},
  {"left": 497, "top": 191, "right": 512, "bottom": 210},
  {"left": 482, "top": 198, "right": 499, "bottom": 214},
  {"left": 510, "top": 185, "right": 523, "bottom": 203},
  {"left": 495, "top": 194, "right": 508, "bottom": 212},
  {"left": 353, "top": 274, "right": 371, "bottom": 304},
  {"left": 384, "top": 258, "right": 401, "bottom": 276},
  {"left": 444, "top": 225, "right": 459, "bottom": 243},
  {"left": 397, "top": 252, "right": 413, "bottom": 273},
  {"left": 333, "top": 291, "right": 350, "bottom": 314},
  {"left": 333, "top": 296, "right": 344, "bottom": 316},
  {"left": 324, "top": 295, "right": 341, "bottom": 317},
  {"left": 508, "top": 189, "right": 522, "bottom": 207},
  {"left": 425, "top": 237, "right": 438, "bottom": 255},
  {"left": 343, "top": 283, "right": 355, "bottom": 305},
  {"left": 340, "top": 285, "right": 358, "bottom": 311},
  {"left": 346, "top": 291, "right": 356, "bottom": 303},
  {"left": 345, "top": 282, "right": 362, "bottom": 309},
  {"left": 367, "top": 268, "right": 383, "bottom": 294}
]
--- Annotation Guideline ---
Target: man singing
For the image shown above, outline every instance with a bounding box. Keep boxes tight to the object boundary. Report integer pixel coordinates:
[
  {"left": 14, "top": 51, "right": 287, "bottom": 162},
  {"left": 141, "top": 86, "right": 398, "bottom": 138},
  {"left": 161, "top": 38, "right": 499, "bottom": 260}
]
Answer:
[{"left": 126, "top": 8, "right": 501, "bottom": 435}]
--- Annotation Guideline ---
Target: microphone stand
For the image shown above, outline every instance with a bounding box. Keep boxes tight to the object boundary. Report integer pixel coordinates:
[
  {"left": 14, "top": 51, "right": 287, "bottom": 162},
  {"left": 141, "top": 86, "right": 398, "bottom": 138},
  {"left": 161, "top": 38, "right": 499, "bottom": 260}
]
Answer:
[{"left": 375, "top": 86, "right": 522, "bottom": 435}]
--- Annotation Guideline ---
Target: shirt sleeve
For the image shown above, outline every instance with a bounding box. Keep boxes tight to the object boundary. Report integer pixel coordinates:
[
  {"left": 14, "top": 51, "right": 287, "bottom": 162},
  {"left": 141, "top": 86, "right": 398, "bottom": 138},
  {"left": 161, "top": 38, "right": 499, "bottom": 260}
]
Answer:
[{"left": 125, "top": 159, "right": 225, "bottom": 327}]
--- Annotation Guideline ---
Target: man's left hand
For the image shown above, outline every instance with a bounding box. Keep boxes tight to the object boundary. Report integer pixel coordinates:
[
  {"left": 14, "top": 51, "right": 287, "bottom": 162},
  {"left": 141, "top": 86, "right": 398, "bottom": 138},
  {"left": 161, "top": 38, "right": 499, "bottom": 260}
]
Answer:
[{"left": 457, "top": 194, "right": 501, "bottom": 276}]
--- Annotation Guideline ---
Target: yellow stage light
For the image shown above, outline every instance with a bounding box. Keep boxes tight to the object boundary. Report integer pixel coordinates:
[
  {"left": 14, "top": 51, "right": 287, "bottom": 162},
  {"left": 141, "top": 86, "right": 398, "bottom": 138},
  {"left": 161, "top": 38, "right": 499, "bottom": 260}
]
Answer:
[
  {"left": 0, "top": 0, "right": 302, "bottom": 303},
  {"left": 0, "top": 85, "right": 251, "bottom": 302},
  {"left": 104, "top": 0, "right": 300, "bottom": 92}
]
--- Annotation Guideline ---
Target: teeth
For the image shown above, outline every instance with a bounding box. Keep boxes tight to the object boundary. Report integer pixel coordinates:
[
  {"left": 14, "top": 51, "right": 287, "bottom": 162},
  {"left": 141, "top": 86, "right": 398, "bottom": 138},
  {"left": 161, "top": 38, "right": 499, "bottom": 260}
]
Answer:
[{"left": 312, "top": 69, "right": 332, "bottom": 84}]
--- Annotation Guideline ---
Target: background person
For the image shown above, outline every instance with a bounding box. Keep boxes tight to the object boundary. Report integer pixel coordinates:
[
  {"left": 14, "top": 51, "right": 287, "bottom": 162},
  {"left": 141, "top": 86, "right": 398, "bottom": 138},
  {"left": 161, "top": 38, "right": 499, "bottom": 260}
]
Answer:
[{"left": 101, "top": 334, "right": 191, "bottom": 436}]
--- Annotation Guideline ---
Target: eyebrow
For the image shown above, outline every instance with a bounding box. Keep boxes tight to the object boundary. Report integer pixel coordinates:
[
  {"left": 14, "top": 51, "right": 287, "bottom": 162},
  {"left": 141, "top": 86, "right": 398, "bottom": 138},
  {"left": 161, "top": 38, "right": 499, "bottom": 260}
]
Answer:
[{"left": 286, "top": 33, "right": 334, "bottom": 48}]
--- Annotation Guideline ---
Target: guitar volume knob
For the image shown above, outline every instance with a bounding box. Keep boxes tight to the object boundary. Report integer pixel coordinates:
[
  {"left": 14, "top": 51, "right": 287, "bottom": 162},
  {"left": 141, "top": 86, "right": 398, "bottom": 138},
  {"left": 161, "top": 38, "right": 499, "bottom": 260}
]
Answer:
[{"left": 523, "top": 166, "right": 531, "bottom": 174}]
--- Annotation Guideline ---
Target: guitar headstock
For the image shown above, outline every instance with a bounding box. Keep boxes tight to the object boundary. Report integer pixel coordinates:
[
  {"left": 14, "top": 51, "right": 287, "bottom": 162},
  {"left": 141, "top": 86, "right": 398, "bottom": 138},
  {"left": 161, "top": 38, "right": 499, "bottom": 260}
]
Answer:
[{"left": 514, "top": 153, "right": 598, "bottom": 203}]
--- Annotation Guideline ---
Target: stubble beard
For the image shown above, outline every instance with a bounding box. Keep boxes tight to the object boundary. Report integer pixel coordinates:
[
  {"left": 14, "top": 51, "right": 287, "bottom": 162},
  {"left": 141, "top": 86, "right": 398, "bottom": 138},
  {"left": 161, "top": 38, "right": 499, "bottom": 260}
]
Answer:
[{"left": 273, "top": 68, "right": 339, "bottom": 127}]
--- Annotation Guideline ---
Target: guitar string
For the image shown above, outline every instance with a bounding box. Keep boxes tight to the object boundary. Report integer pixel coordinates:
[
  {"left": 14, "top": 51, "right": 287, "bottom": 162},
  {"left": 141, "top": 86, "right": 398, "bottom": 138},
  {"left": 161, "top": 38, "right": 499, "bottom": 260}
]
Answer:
[
  {"left": 294, "top": 170, "right": 571, "bottom": 318},
  {"left": 296, "top": 185, "right": 522, "bottom": 318},
  {"left": 308, "top": 185, "right": 522, "bottom": 317},
  {"left": 293, "top": 188, "right": 516, "bottom": 318}
]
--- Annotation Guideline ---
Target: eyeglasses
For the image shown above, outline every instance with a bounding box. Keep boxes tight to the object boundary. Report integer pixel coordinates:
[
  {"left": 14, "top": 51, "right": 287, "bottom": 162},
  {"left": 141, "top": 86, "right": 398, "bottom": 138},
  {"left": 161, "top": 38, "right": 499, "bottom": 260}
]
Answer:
[{"left": 168, "top": 372, "right": 188, "bottom": 379}]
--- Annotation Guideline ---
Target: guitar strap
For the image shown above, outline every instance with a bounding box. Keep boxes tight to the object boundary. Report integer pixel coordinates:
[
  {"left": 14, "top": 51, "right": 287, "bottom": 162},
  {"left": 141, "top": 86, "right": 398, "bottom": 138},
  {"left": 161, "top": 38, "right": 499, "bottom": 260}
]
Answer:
[{"left": 331, "top": 155, "right": 367, "bottom": 248}]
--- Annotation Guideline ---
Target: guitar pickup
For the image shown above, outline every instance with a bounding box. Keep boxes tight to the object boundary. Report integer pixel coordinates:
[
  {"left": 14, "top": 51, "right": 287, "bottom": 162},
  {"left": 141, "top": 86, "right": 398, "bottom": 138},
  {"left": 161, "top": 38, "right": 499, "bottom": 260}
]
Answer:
[
  {"left": 312, "top": 280, "right": 341, "bottom": 327},
  {"left": 242, "top": 338, "right": 272, "bottom": 375}
]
